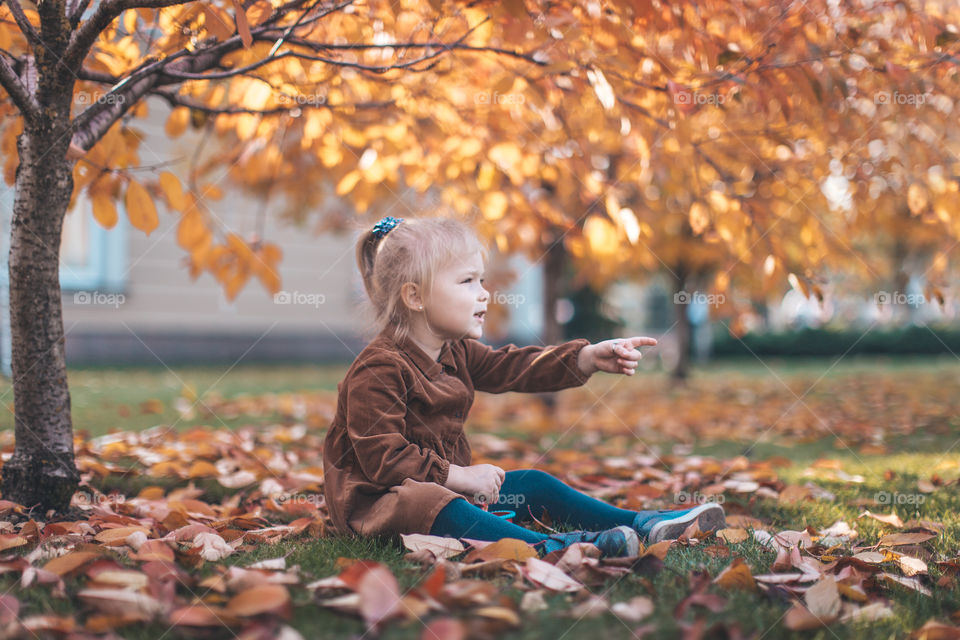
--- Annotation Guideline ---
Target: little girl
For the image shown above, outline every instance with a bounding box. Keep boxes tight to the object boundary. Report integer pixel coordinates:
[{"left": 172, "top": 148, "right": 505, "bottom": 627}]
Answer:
[{"left": 322, "top": 216, "right": 726, "bottom": 558}]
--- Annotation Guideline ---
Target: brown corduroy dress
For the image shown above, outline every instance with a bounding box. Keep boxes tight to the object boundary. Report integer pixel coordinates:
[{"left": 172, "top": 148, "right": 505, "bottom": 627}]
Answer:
[{"left": 321, "top": 327, "right": 592, "bottom": 538}]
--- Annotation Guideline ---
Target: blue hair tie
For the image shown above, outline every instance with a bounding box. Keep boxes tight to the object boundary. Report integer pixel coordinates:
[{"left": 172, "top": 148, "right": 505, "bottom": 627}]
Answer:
[{"left": 372, "top": 216, "right": 404, "bottom": 239}]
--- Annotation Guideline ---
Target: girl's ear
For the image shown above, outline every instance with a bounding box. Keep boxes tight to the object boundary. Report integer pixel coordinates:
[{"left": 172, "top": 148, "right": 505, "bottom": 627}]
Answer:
[{"left": 400, "top": 282, "right": 422, "bottom": 311}]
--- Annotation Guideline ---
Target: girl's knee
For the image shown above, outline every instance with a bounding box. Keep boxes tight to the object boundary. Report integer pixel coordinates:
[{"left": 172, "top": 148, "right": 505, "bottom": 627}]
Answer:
[
  {"left": 516, "top": 468, "right": 557, "bottom": 483},
  {"left": 502, "top": 468, "right": 559, "bottom": 494}
]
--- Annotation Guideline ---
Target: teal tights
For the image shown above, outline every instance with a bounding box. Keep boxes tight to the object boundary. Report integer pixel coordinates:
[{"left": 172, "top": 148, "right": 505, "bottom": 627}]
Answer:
[{"left": 428, "top": 469, "right": 640, "bottom": 551}]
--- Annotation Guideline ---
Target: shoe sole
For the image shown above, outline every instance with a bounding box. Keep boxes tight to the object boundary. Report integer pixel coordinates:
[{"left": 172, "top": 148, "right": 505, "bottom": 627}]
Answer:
[{"left": 647, "top": 504, "right": 726, "bottom": 542}]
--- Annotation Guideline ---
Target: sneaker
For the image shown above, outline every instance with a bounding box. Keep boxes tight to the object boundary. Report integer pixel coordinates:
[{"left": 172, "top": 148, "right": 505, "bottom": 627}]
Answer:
[
  {"left": 632, "top": 503, "right": 726, "bottom": 543},
  {"left": 540, "top": 525, "right": 640, "bottom": 558}
]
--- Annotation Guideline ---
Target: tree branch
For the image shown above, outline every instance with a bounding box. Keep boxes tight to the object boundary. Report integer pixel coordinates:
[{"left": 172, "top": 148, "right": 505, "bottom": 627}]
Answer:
[
  {"left": 68, "top": 0, "right": 94, "bottom": 28},
  {"left": 0, "top": 52, "right": 39, "bottom": 120},
  {"left": 150, "top": 87, "right": 394, "bottom": 115},
  {"left": 266, "top": 0, "right": 342, "bottom": 58},
  {"left": 67, "top": 1, "right": 543, "bottom": 154},
  {"left": 66, "top": 0, "right": 190, "bottom": 70},
  {"left": 69, "top": 70, "right": 161, "bottom": 155},
  {"left": 2, "top": 0, "right": 42, "bottom": 52}
]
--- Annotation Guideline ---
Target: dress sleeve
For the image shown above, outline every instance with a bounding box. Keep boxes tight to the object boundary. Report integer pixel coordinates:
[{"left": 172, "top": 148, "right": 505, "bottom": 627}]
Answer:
[
  {"left": 343, "top": 356, "right": 450, "bottom": 488},
  {"left": 464, "top": 337, "right": 593, "bottom": 394}
]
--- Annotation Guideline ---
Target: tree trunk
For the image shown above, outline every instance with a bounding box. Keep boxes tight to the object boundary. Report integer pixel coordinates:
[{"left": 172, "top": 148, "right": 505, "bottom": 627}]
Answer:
[
  {"left": 670, "top": 265, "right": 692, "bottom": 383},
  {"left": 2, "top": 125, "right": 79, "bottom": 513},
  {"left": 542, "top": 235, "right": 565, "bottom": 345},
  {"left": 537, "top": 233, "right": 566, "bottom": 414},
  {"left": 1, "top": 17, "right": 80, "bottom": 510}
]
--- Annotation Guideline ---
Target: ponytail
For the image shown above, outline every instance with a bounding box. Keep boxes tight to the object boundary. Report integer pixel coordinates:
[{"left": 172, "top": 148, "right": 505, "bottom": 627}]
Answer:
[{"left": 356, "top": 229, "right": 381, "bottom": 307}]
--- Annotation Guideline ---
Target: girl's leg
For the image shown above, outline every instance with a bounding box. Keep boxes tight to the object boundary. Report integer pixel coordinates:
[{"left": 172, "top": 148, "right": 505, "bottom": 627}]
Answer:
[
  {"left": 494, "top": 469, "right": 639, "bottom": 531},
  {"left": 431, "top": 493, "right": 646, "bottom": 559},
  {"left": 429, "top": 496, "right": 552, "bottom": 549}
]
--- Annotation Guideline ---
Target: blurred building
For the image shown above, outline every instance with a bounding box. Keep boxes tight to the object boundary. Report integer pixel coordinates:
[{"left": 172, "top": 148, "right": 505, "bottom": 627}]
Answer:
[{"left": 0, "top": 98, "right": 548, "bottom": 368}]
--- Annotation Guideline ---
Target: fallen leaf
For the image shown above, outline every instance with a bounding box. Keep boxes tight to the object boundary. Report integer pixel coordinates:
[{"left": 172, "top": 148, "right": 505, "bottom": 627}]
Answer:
[
  {"left": 713, "top": 557, "right": 756, "bottom": 592},
  {"left": 0, "top": 535, "right": 28, "bottom": 551},
  {"left": 0, "top": 594, "right": 19, "bottom": 626},
  {"left": 94, "top": 526, "right": 150, "bottom": 545},
  {"left": 43, "top": 551, "right": 100, "bottom": 576},
  {"left": 420, "top": 617, "right": 467, "bottom": 640},
  {"left": 859, "top": 510, "right": 905, "bottom": 528},
  {"left": 566, "top": 594, "right": 609, "bottom": 619},
  {"left": 610, "top": 595, "right": 654, "bottom": 623},
  {"left": 226, "top": 584, "right": 291, "bottom": 617},
  {"left": 169, "top": 605, "right": 234, "bottom": 627},
  {"left": 464, "top": 538, "right": 537, "bottom": 563},
  {"left": 519, "top": 590, "right": 548, "bottom": 613},
  {"left": 21, "top": 615, "right": 76, "bottom": 634},
  {"left": 717, "top": 528, "right": 749, "bottom": 544},
  {"left": 898, "top": 555, "right": 929, "bottom": 577},
  {"left": 840, "top": 601, "right": 894, "bottom": 623},
  {"left": 357, "top": 565, "right": 406, "bottom": 630},
  {"left": 522, "top": 557, "right": 583, "bottom": 592},
  {"left": 193, "top": 532, "right": 234, "bottom": 561},
  {"left": 880, "top": 532, "right": 936, "bottom": 547},
  {"left": 805, "top": 576, "right": 841, "bottom": 620},
  {"left": 401, "top": 533, "right": 466, "bottom": 559},
  {"left": 908, "top": 620, "right": 960, "bottom": 639},
  {"left": 77, "top": 588, "right": 165, "bottom": 618}
]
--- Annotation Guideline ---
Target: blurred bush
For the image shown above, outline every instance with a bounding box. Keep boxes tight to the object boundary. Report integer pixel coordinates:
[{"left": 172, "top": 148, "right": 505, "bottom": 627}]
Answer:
[{"left": 710, "top": 324, "right": 960, "bottom": 358}]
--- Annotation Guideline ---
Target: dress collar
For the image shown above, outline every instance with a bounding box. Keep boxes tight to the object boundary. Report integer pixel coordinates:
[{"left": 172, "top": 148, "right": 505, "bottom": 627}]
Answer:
[{"left": 386, "top": 328, "right": 458, "bottom": 378}]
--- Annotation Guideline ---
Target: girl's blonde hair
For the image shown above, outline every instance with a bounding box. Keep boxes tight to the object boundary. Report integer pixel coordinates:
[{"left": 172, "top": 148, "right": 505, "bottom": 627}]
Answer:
[{"left": 355, "top": 217, "right": 489, "bottom": 345}]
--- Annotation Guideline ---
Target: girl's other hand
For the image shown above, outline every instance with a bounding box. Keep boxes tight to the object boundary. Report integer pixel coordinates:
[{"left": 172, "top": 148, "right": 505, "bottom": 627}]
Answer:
[{"left": 444, "top": 463, "right": 504, "bottom": 506}]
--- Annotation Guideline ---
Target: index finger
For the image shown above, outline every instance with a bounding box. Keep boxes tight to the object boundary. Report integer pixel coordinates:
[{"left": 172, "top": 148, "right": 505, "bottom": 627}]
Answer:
[{"left": 622, "top": 336, "right": 658, "bottom": 349}]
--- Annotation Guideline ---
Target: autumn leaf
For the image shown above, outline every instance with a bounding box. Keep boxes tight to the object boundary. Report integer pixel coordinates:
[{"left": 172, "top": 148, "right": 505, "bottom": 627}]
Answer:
[{"left": 125, "top": 180, "right": 158, "bottom": 235}]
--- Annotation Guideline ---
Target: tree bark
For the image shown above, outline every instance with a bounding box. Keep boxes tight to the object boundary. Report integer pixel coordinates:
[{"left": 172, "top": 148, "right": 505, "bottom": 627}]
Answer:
[
  {"left": 2, "top": 123, "right": 79, "bottom": 513},
  {"left": 542, "top": 234, "right": 565, "bottom": 346},
  {"left": 1, "top": 3, "right": 80, "bottom": 512},
  {"left": 537, "top": 233, "right": 566, "bottom": 414}
]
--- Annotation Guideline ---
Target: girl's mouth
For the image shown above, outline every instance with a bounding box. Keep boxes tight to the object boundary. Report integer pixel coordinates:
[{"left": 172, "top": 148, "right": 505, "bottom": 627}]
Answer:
[{"left": 474, "top": 311, "right": 485, "bottom": 321}]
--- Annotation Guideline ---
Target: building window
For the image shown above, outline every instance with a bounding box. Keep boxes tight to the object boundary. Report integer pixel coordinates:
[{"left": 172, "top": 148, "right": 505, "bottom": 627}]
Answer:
[{"left": 59, "top": 192, "right": 128, "bottom": 293}]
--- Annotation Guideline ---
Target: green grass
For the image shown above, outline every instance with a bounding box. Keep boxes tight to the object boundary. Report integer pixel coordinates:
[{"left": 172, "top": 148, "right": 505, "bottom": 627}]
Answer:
[
  {"left": 2, "top": 356, "right": 958, "bottom": 638},
  {"left": 5, "top": 353, "right": 948, "bottom": 438},
  {"left": 0, "top": 363, "right": 347, "bottom": 436}
]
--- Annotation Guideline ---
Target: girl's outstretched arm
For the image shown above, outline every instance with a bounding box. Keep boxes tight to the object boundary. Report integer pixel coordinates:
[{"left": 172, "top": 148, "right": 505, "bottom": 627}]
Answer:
[{"left": 464, "top": 337, "right": 592, "bottom": 394}]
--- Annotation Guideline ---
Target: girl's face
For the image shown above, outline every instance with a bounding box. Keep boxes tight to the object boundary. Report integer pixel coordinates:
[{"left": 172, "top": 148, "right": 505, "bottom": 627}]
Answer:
[{"left": 423, "top": 251, "right": 489, "bottom": 341}]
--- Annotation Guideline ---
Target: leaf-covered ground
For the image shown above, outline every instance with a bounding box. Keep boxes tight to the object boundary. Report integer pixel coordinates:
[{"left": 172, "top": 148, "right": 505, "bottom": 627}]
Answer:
[{"left": 0, "top": 356, "right": 958, "bottom": 639}]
